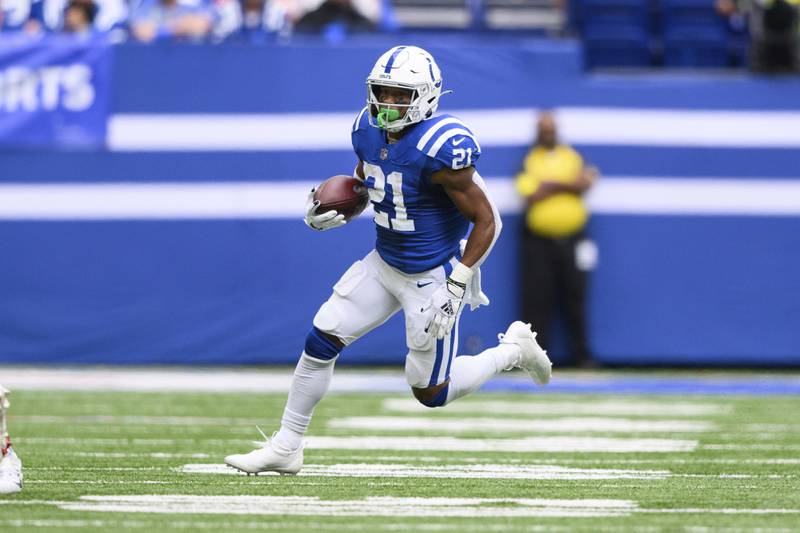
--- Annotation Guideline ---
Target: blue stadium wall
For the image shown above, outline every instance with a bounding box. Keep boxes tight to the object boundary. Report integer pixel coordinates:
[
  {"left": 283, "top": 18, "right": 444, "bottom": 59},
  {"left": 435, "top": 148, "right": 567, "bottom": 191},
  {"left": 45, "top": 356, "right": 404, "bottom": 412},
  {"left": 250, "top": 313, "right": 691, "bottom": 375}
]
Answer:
[{"left": 1, "top": 38, "right": 799, "bottom": 366}]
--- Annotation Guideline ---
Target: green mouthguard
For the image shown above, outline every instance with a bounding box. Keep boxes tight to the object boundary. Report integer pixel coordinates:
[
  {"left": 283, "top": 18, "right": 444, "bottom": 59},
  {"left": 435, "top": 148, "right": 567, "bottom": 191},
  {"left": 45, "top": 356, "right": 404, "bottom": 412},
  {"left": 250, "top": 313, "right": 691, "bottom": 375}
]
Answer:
[{"left": 377, "top": 108, "right": 401, "bottom": 128}]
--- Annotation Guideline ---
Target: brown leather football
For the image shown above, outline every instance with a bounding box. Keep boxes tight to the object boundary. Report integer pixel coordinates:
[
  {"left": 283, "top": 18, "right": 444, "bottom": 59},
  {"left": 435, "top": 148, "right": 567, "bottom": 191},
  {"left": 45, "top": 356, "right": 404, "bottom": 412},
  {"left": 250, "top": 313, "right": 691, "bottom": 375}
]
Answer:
[{"left": 313, "top": 175, "right": 370, "bottom": 221}]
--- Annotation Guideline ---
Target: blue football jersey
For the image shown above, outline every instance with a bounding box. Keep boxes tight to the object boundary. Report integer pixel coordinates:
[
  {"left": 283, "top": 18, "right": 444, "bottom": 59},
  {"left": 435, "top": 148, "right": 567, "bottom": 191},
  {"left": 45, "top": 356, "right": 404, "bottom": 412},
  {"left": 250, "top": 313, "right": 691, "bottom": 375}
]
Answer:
[{"left": 351, "top": 106, "right": 482, "bottom": 274}]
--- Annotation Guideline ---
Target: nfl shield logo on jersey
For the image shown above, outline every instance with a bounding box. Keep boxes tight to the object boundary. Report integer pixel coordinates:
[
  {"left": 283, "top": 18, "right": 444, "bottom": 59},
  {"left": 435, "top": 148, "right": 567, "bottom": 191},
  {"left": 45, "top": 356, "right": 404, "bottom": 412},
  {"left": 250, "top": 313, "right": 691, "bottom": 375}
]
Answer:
[{"left": 380, "top": 148, "right": 389, "bottom": 160}]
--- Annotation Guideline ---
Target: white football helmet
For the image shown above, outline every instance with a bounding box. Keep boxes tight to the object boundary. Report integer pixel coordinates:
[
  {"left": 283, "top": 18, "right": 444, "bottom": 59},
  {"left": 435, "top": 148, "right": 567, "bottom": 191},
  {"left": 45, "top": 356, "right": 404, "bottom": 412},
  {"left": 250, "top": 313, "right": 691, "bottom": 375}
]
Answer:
[{"left": 366, "top": 45, "right": 444, "bottom": 133}]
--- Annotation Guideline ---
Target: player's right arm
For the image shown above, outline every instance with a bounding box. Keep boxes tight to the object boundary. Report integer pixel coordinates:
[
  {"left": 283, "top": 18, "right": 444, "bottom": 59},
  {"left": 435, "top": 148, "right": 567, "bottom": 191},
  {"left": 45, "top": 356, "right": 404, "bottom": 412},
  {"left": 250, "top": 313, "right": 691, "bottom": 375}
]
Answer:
[
  {"left": 304, "top": 189, "right": 346, "bottom": 231},
  {"left": 305, "top": 107, "right": 370, "bottom": 232}
]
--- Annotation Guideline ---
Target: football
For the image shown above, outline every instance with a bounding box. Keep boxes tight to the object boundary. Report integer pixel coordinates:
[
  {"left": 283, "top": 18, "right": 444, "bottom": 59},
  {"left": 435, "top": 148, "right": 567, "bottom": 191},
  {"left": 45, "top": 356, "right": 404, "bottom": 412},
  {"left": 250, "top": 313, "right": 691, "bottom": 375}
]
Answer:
[{"left": 313, "top": 175, "right": 370, "bottom": 221}]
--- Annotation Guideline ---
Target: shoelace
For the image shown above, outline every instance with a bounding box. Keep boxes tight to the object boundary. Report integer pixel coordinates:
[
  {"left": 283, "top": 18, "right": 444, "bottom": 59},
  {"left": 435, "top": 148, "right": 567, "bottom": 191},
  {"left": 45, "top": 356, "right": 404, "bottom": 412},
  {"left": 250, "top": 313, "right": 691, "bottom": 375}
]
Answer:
[
  {"left": 252, "top": 426, "right": 303, "bottom": 455},
  {"left": 253, "top": 425, "right": 272, "bottom": 448}
]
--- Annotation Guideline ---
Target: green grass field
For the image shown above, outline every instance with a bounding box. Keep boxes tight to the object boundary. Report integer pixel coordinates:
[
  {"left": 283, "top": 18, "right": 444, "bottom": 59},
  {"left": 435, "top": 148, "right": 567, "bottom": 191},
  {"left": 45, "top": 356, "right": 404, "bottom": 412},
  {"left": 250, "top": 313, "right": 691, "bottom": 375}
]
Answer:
[{"left": 2, "top": 373, "right": 800, "bottom": 532}]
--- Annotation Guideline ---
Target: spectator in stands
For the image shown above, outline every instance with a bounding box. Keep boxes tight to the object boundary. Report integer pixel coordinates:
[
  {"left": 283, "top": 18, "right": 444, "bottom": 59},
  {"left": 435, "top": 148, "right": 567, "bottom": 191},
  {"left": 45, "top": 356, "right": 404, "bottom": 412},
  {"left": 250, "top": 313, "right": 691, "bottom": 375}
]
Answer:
[
  {"left": 62, "top": 0, "right": 96, "bottom": 35},
  {"left": 516, "top": 111, "right": 598, "bottom": 368},
  {"left": 1, "top": 0, "right": 42, "bottom": 33},
  {"left": 215, "top": 0, "right": 288, "bottom": 43},
  {"left": 717, "top": 0, "right": 799, "bottom": 72},
  {"left": 36, "top": 0, "right": 129, "bottom": 40},
  {"left": 293, "top": 0, "right": 379, "bottom": 36},
  {"left": 130, "top": 0, "right": 213, "bottom": 42}
]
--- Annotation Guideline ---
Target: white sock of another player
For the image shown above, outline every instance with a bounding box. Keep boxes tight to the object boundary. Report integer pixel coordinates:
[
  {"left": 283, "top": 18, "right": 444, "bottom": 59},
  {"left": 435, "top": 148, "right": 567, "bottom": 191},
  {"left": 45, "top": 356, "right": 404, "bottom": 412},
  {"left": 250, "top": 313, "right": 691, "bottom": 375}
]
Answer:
[
  {"left": 445, "top": 344, "right": 520, "bottom": 404},
  {"left": 272, "top": 352, "right": 335, "bottom": 452}
]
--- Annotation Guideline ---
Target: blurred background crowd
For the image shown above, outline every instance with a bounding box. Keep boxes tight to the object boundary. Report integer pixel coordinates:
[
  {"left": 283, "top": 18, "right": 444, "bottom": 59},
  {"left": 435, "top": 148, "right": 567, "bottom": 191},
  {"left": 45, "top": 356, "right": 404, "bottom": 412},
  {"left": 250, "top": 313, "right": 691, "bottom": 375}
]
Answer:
[{"left": 0, "top": 0, "right": 797, "bottom": 71}]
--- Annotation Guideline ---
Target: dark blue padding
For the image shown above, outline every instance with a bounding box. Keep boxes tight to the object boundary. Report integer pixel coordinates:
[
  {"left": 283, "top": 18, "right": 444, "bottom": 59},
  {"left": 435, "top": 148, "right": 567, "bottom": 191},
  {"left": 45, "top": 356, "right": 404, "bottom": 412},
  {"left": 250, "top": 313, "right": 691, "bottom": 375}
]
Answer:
[
  {"left": 417, "top": 384, "right": 449, "bottom": 408},
  {"left": 304, "top": 327, "right": 341, "bottom": 361}
]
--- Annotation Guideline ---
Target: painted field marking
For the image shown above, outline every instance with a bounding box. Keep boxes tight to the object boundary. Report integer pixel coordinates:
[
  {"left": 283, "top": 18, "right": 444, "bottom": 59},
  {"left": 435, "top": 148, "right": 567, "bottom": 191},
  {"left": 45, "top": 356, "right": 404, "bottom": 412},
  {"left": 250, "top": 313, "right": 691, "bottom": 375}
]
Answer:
[
  {"left": 1, "top": 519, "right": 793, "bottom": 533},
  {"left": 299, "top": 455, "right": 800, "bottom": 466},
  {"left": 180, "top": 463, "right": 671, "bottom": 480},
  {"left": 383, "top": 398, "right": 730, "bottom": 417},
  {"left": 303, "top": 436, "right": 698, "bottom": 453},
  {"left": 0, "top": 368, "right": 407, "bottom": 393},
  {"left": 16, "top": 415, "right": 266, "bottom": 426},
  {"left": 71, "top": 452, "right": 211, "bottom": 459},
  {"left": 22, "top": 481, "right": 408, "bottom": 487},
  {"left": 19, "top": 438, "right": 201, "bottom": 445},
  {"left": 43, "top": 495, "right": 800, "bottom": 519},
  {"left": 0, "top": 519, "right": 603, "bottom": 532},
  {"left": 24, "top": 481, "right": 173, "bottom": 485},
  {"left": 18, "top": 435, "right": 698, "bottom": 452},
  {"left": 637, "top": 509, "right": 800, "bottom": 515},
  {"left": 49, "top": 451, "right": 800, "bottom": 465},
  {"left": 329, "top": 416, "right": 714, "bottom": 433},
  {"left": 703, "top": 444, "right": 800, "bottom": 451},
  {"left": 58, "top": 495, "right": 638, "bottom": 518}
]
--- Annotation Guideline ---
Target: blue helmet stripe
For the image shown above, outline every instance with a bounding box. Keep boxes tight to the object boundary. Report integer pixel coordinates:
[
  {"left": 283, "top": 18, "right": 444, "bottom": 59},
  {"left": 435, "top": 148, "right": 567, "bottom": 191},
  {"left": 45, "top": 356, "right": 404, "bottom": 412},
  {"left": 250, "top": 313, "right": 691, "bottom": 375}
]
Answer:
[
  {"left": 383, "top": 46, "right": 407, "bottom": 74},
  {"left": 426, "top": 57, "right": 435, "bottom": 82}
]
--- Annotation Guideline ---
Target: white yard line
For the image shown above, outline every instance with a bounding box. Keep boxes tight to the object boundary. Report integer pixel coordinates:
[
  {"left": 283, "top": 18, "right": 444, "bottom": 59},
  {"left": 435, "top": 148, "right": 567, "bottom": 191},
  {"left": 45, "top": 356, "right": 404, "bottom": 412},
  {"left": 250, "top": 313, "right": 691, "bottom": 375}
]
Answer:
[
  {"left": 26, "top": 463, "right": 788, "bottom": 480},
  {"left": 305, "top": 436, "right": 698, "bottom": 453},
  {"left": 19, "top": 438, "right": 202, "bottom": 445},
  {"left": 16, "top": 415, "right": 267, "bottom": 426},
  {"left": 24, "top": 481, "right": 173, "bottom": 485},
  {"left": 301, "top": 455, "right": 800, "bottom": 466},
  {"left": 0, "top": 519, "right": 657, "bottom": 532},
  {"left": 27, "top": 495, "right": 800, "bottom": 520},
  {"left": 0, "top": 368, "right": 407, "bottom": 393},
  {"left": 70, "top": 452, "right": 212, "bottom": 459},
  {"left": 47, "top": 452, "right": 800, "bottom": 465},
  {"left": 383, "top": 398, "right": 730, "bottom": 416},
  {"left": 329, "top": 416, "right": 714, "bottom": 433},
  {"left": 703, "top": 444, "right": 800, "bottom": 451},
  {"left": 180, "top": 463, "right": 671, "bottom": 480},
  {"left": 637, "top": 509, "right": 800, "bottom": 515},
  {"left": 5, "top": 496, "right": 798, "bottom": 524},
  {"left": 57, "top": 495, "right": 639, "bottom": 518},
  {"left": 17, "top": 435, "right": 698, "bottom": 452}
]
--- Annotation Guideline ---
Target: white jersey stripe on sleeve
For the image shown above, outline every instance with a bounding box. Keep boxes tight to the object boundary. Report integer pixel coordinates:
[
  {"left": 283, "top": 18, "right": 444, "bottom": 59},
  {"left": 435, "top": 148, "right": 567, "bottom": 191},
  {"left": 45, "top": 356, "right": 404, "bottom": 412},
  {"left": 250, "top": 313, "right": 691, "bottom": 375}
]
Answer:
[
  {"left": 426, "top": 128, "right": 478, "bottom": 158},
  {"left": 416, "top": 118, "right": 462, "bottom": 151},
  {"left": 353, "top": 106, "right": 368, "bottom": 132}
]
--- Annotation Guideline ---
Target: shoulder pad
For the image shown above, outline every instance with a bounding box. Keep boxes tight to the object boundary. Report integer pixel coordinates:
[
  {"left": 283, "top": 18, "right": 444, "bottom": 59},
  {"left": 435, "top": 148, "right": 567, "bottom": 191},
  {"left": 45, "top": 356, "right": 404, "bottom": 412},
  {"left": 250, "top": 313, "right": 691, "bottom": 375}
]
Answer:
[
  {"left": 416, "top": 115, "right": 481, "bottom": 171},
  {"left": 352, "top": 106, "right": 369, "bottom": 133}
]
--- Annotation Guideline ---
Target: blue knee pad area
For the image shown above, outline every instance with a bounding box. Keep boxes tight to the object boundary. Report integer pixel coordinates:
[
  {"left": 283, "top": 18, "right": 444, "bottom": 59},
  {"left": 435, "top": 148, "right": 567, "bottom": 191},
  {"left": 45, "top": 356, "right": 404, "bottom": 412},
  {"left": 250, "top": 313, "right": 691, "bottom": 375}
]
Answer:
[
  {"left": 418, "top": 384, "right": 449, "bottom": 408},
  {"left": 304, "top": 327, "right": 342, "bottom": 361}
]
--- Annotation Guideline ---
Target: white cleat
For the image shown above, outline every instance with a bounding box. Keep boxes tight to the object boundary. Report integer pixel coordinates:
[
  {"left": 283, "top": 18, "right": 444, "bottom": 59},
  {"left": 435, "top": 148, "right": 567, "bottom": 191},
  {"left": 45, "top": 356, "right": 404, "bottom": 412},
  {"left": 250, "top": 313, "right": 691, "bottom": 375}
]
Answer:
[
  {"left": 0, "top": 447, "right": 22, "bottom": 495},
  {"left": 499, "top": 321, "right": 552, "bottom": 385},
  {"left": 224, "top": 430, "right": 303, "bottom": 475}
]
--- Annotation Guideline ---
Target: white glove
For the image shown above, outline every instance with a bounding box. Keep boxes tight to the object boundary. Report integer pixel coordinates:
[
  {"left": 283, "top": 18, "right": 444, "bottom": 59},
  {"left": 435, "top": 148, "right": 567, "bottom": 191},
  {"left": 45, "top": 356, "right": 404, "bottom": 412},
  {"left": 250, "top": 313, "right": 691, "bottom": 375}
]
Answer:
[
  {"left": 304, "top": 188, "right": 346, "bottom": 231},
  {"left": 422, "top": 262, "right": 473, "bottom": 340}
]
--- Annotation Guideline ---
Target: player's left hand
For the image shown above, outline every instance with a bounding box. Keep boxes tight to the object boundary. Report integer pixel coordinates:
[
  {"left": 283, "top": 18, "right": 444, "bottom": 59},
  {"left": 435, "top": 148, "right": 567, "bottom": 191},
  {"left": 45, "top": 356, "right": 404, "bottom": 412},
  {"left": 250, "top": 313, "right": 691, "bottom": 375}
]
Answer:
[{"left": 422, "top": 277, "right": 467, "bottom": 340}]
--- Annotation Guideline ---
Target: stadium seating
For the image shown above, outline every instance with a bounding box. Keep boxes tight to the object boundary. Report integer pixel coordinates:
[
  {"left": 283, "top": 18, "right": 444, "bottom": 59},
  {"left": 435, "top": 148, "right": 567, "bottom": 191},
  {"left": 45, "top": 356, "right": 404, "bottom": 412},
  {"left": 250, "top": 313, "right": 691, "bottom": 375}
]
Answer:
[
  {"left": 574, "top": 0, "right": 750, "bottom": 68},
  {"left": 576, "top": 0, "right": 653, "bottom": 68},
  {"left": 660, "top": 0, "right": 730, "bottom": 67}
]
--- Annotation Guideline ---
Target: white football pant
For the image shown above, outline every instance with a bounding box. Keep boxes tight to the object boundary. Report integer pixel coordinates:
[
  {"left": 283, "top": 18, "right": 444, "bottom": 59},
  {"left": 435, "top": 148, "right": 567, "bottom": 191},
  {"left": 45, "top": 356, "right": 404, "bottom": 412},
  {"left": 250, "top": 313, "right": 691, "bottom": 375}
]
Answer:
[{"left": 313, "top": 250, "right": 462, "bottom": 388}]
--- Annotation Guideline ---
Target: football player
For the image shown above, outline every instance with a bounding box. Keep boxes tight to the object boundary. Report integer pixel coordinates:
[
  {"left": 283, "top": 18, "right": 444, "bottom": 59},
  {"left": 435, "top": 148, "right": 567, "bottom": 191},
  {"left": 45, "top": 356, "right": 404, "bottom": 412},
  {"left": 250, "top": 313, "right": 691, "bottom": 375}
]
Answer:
[
  {"left": 225, "top": 46, "right": 552, "bottom": 475},
  {"left": 0, "top": 386, "right": 22, "bottom": 495}
]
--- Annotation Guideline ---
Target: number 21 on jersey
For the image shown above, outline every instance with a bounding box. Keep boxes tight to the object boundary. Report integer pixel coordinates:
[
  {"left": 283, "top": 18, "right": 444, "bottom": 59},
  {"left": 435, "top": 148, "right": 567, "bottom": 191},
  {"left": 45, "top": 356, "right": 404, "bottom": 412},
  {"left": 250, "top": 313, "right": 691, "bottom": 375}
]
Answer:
[{"left": 363, "top": 162, "right": 415, "bottom": 232}]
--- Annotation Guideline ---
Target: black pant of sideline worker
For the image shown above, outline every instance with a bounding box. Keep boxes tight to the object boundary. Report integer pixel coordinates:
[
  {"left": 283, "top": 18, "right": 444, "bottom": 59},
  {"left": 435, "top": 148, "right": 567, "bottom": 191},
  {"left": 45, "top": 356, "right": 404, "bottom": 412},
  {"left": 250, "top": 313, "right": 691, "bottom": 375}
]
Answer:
[{"left": 519, "top": 228, "right": 593, "bottom": 367}]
